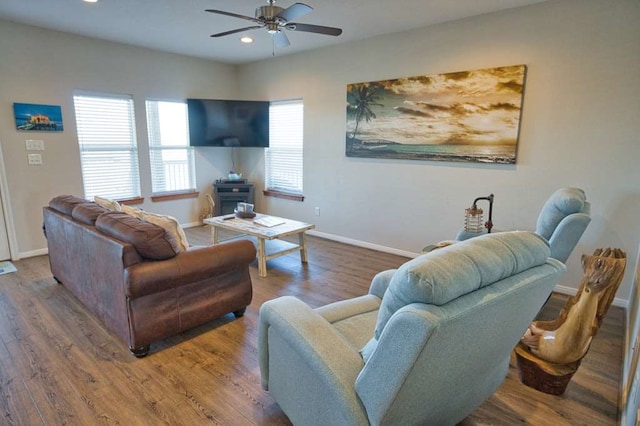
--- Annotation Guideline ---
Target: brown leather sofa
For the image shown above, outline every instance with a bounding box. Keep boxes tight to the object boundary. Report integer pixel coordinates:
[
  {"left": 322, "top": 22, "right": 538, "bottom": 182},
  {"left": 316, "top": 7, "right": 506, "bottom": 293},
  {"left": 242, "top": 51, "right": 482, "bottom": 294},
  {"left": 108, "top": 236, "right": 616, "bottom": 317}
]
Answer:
[{"left": 43, "top": 195, "right": 256, "bottom": 357}]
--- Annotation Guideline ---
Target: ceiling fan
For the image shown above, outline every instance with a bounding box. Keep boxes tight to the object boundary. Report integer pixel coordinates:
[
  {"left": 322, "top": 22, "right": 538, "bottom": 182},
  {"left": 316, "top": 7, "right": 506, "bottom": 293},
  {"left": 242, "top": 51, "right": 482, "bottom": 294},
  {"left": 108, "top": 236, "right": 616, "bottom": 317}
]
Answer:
[{"left": 206, "top": 0, "right": 343, "bottom": 48}]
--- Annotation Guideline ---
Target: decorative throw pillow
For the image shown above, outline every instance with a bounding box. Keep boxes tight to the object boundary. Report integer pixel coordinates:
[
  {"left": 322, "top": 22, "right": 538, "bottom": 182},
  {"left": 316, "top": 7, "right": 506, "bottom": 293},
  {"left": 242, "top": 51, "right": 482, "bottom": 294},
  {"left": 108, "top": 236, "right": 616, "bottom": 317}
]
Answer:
[
  {"left": 94, "top": 195, "right": 122, "bottom": 212},
  {"left": 140, "top": 211, "right": 190, "bottom": 253},
  {"left": 95, "top": 212, "right": 177, "bottom": 260},
  {"left": 121, "top": 204, "right": 144, "bottom": 219}
]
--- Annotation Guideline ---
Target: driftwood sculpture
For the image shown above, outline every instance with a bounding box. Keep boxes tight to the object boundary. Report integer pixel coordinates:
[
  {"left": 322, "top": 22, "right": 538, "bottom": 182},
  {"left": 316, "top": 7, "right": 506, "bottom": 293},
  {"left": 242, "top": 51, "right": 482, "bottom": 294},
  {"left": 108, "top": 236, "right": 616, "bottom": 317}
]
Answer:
[{"left": 515, "top": 247, "right": 627, "bottom": 394}]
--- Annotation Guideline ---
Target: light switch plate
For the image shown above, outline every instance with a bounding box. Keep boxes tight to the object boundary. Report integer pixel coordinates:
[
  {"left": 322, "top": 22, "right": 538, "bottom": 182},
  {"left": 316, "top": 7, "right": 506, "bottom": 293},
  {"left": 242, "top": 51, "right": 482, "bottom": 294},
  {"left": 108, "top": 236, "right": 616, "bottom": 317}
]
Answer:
[
  {"left": 27, "top": 153, "right": 42, "bottom": 165},
  {"left": 26, "top": 139, "right": 45, "bottom": 151}
]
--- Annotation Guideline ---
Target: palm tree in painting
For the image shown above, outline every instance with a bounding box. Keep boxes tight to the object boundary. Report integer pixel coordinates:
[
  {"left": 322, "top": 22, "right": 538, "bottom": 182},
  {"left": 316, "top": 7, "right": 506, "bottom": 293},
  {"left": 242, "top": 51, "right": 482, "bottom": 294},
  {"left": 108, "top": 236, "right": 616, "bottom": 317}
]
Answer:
[{"left": 346, "top": 84, "right": 383, "bottom": 153}]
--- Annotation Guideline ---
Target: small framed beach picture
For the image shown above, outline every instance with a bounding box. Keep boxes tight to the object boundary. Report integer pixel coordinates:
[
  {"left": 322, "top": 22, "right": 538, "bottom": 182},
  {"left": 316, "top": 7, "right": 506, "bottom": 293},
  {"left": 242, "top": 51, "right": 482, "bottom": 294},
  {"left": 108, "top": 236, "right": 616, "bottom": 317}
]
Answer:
[
  {"left": 14, "top": 102, "right": 64, "bottom": 132},
  {"left": 346, "top": 64, "right": 527, "bottom": 164}
]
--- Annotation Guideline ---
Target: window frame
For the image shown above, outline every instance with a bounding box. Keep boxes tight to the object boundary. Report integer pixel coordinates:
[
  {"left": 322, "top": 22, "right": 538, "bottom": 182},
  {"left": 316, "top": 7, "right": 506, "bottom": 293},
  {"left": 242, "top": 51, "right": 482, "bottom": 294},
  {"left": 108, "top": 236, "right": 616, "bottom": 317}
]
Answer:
[
  {"left": 73, "top": 90, "right": 141, "bottom": 202},
  {"left": 145, "top": 99, "right": 197, "bottom": 198},
  {"left": 265, "top": 99, "right": 304, "bottom": 201}
]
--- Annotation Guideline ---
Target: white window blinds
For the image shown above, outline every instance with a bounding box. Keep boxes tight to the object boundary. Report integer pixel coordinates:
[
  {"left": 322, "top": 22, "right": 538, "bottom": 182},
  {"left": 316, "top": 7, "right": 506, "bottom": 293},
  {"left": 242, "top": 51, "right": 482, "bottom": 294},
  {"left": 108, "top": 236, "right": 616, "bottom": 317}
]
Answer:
[
  {"left": 73, "top": 91, "right": 141, "bottom": 201},
  {"left": 266, "top": 99, "right": 304, "bottom": 195},
  {"left": 145, "top": 100, "right": 196, "bottom": 194}
]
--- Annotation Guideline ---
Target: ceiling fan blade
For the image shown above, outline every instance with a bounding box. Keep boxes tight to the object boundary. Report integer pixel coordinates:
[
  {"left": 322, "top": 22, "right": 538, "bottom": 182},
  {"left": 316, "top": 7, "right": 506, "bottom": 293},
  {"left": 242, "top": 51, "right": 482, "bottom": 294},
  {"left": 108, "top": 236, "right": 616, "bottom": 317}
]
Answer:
[
  {"left": 276, "top": 3, "right": 313, "bottom": 22},
  {"left": 287, "top": 23, "right": 342, "bottom": 36},
  {"left": 273, "top": 31, "right": 291, "bottom": 48},
  {"left": 211, "top": 26, "right": 263, "bottom": 38},
  {"left": 205, "top": 9, "right": 262, "bottom": 24}
]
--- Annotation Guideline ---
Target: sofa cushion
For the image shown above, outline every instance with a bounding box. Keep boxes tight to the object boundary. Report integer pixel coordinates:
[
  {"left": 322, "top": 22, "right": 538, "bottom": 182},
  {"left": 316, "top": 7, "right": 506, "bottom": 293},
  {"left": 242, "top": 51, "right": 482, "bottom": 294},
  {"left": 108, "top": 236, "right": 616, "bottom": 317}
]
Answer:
[
  {"left": 140, "top": 211, "right": 189, "bottom": 252},
  {"left": 96, "top": 212, "right": 177, "bottom": 260},
  {"left": 71, "top": 203, "right": 110, "bottom": 225},
  {"left": 49, "top": 195, "right": 89, "bottom": 216},
  {"left": 373, "top": 231, "right": 550, "bottom": 340},
  {"left": 535, "top": 188, "right": 586, "bottom": 240},
  {"left": 94, "top": 195, "right": 122, "bottom": 212}
]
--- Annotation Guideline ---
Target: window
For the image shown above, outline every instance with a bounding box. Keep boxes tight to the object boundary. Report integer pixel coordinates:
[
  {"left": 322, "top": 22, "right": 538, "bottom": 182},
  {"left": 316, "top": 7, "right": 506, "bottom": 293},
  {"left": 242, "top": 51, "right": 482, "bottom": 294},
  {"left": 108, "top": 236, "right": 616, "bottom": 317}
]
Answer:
[
  {"left": 145, "top": 100, "right": 196, "bottom": 194},
  {"left": 266, "top": 99, "right": 303, "bottom": 197},
  {"left": 73, "top": 91, "right": 140, "bottom": 200}
]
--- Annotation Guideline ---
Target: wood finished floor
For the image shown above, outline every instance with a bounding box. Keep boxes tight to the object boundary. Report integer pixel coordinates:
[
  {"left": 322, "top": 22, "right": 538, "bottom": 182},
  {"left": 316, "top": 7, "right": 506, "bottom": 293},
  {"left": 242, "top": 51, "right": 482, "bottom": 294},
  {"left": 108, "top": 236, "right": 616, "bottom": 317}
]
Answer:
[{"left": 0, "top": 226, "right": 623, "bottom": 425}]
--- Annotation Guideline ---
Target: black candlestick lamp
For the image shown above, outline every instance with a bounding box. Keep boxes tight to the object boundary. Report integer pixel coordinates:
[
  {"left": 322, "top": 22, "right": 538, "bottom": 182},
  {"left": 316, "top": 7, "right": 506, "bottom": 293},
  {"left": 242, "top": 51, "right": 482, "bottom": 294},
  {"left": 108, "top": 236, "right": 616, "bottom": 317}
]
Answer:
[{"left": 464, "top": 194, "right": 495, "bottom": 234}]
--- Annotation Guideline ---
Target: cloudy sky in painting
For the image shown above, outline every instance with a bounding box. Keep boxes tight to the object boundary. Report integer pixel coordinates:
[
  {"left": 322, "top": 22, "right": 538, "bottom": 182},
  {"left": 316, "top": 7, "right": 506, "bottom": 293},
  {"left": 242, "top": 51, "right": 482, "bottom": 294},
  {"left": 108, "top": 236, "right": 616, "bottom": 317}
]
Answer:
[{"left": 347, "top": 65, "right": 526, "bottom": 145}]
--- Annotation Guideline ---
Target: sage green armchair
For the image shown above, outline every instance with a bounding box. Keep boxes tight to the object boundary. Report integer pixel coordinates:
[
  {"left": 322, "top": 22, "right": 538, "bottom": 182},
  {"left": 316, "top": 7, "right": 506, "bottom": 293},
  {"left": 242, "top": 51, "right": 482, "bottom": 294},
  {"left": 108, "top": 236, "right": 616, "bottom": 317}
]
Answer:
[
  {"left": 258, "top": 231, "right": 566, "bottom": 425},
  {"left": 456, "top": 187, "right": 591, "bottom": 263}
]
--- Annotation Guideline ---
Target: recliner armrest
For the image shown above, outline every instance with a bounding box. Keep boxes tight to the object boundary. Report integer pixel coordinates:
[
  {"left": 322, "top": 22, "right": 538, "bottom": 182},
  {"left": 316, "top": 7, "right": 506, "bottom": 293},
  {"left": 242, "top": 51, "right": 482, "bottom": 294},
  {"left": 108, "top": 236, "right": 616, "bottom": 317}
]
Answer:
[
  {"left": 548, "top": 212, "right": 591, "bottom": 263},
  {"left": 369, "top": 269, "right": 396, "bottom": 298},
  {"left": 258, "top": 296, "right": 369, "bottom": 425}
]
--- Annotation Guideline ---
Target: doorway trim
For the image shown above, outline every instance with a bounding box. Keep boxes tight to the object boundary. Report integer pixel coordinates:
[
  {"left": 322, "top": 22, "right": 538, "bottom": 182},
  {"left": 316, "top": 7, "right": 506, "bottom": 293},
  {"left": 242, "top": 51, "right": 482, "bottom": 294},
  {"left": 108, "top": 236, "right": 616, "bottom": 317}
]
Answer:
[{"left": 0, "top": 140, "right": 19, "bottom": 260}]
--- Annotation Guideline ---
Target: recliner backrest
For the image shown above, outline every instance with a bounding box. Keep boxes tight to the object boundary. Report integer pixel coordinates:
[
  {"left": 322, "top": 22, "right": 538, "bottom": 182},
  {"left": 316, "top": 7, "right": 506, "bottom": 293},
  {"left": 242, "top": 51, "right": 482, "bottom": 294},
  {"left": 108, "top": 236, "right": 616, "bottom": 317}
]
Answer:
[
  {"left": 374, "top": 231, "right": 550, "bottom": 339},
  {"left": 535, "top": 187, "right": 591, "bottom": 263},
  {"left": 356, "top": 231, "right": 566, "bottom": 425}
]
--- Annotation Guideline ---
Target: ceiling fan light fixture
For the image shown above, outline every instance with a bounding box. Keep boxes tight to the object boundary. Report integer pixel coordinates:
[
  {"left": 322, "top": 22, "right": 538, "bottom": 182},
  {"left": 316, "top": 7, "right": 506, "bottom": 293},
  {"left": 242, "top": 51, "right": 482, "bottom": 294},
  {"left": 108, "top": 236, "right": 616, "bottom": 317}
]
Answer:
[{"left": 266, "top": 22, "right": 280, "bottom": 34}]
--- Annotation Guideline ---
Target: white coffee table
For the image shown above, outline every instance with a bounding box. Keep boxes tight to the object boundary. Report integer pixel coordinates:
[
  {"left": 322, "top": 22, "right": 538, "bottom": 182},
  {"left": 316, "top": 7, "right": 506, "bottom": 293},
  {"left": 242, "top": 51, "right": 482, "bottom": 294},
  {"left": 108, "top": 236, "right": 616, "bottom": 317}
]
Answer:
[{"left": 204, "top": 213, "right": 315, "bottom": 277}]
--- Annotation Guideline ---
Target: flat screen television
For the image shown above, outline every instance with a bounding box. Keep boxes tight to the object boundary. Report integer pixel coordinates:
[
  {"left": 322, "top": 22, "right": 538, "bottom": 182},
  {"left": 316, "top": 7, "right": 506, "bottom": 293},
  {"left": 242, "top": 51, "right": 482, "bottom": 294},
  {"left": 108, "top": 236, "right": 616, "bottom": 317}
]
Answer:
[{"left": 187, "top": 98, "right": 269, "bottom": 147}]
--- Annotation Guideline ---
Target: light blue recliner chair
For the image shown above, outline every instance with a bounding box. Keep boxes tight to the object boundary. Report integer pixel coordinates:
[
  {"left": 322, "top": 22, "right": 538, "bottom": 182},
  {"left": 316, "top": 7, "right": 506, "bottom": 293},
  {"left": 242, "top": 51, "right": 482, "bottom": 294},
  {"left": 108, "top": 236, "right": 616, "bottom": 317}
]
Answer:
[
  {"left": 455, "top": 187, "right": 591, "bottom": 263},
  {"left": 258, "top": 231, "right": 566, "bottom": 425}
]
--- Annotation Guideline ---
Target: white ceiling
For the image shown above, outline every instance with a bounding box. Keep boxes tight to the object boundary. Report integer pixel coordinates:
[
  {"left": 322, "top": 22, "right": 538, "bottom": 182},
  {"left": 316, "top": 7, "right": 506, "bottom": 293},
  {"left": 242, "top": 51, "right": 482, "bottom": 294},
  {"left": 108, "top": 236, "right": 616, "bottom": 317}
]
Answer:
[{"left": 0, "top": 0, "right": 548, "bottom": 64}]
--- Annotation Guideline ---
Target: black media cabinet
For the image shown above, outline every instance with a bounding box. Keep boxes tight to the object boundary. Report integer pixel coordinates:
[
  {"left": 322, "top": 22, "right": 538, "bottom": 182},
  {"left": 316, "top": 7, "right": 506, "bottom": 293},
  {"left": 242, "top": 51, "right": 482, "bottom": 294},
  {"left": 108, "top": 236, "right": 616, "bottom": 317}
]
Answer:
[{"left": 213, "top": 181, "right": 255, "bottom": 216}]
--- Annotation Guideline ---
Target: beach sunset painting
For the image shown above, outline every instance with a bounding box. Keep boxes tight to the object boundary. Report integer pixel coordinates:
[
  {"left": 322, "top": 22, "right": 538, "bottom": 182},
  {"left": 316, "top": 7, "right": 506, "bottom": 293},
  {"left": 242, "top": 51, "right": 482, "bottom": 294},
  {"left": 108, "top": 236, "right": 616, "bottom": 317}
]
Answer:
[{"left": 346, "top": 65, "right": 527, "bottom": 164}]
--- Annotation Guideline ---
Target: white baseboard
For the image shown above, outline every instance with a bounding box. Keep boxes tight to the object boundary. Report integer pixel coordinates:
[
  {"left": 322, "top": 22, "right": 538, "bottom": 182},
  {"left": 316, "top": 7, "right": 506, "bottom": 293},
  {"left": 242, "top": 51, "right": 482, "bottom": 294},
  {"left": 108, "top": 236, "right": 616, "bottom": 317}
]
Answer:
[
  {"left": 19, "top": 248, "right": 48, "bottom": 259},
  {"left": 183, "top": 221, "right": 203, "bottom": 229},
  {"left": 307, "top": 230, "right": 418, "bottom": 259}
]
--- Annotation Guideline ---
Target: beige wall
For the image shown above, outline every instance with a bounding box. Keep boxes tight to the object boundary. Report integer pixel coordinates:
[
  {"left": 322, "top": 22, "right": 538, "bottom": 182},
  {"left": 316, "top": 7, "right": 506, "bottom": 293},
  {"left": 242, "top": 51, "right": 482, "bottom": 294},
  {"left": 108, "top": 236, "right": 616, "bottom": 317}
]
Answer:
[
  {"left": 238, "top": 0, "right": 640, "bottom": 302},
  {"left": 0, "top": 0, "right": 638, "bottom": 303},
  {"left": 0, "top": 20, "right": 239, "bottom": 257}
]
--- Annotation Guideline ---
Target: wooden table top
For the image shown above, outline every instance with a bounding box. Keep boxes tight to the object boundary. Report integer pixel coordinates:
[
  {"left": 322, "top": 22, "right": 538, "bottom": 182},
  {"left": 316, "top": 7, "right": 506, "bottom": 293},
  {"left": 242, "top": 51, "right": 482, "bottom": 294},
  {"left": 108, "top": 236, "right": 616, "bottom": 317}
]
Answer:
[{"left": 204, "top": 213, "right": 315, "bottom": 240}]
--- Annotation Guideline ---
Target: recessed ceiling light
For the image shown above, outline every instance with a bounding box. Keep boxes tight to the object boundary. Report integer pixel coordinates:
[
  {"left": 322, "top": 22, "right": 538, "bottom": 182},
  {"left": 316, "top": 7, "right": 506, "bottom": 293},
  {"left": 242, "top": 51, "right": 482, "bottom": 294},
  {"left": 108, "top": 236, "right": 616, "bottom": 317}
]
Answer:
[
  {"left": 240, "top": 36, "right": 254, "bottom": 44},
  {"left": 83, "top": 0, "right": 98, "bottom": 3}
]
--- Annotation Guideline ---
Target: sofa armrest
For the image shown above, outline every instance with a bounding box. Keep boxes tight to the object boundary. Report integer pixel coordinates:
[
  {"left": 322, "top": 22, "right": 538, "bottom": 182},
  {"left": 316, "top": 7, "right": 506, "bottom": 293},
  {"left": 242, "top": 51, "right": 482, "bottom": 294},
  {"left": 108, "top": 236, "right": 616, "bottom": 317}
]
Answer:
[
  {"left": 258, "top": 296, "right": 369, "bottom": 425},
  {"left": 125, "top": 239, "right": 256, "bottom": 298}
]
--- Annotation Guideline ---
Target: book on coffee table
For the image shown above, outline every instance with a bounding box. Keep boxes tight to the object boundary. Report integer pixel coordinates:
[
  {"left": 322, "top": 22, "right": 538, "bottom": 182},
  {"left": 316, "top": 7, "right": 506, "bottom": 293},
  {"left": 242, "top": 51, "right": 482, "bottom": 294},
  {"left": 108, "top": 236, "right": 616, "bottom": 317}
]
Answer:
[{"left": 253, "top": 216, "right": 285, "bottom": 227}]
